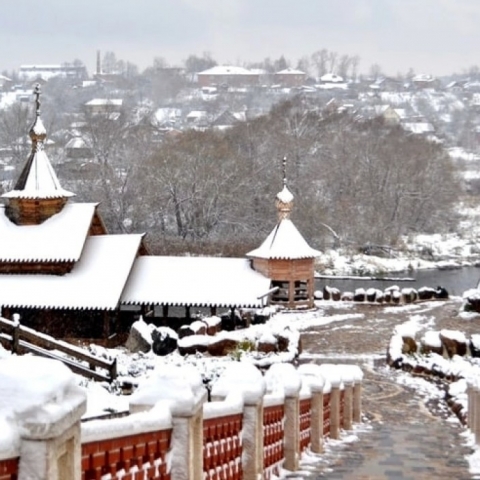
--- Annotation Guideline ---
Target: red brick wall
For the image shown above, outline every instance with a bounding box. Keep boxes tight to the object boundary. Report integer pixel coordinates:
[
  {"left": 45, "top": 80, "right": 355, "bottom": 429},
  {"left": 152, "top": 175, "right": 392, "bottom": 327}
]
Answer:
[
  {"left": 203, "top": 414, "right": 242, "bottom": 480},
  {"left": 81, "top": 429, "right": 172, "bottom": 480},
  {"left": 0, "top": 457, "right": 18, "bottom": 480},
  {"left": 263, "top": 404, "right": 285, "bottom": 479}
]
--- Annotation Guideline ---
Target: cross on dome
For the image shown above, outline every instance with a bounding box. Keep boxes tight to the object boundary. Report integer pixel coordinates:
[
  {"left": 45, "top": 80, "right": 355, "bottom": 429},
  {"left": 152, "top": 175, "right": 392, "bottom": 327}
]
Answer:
[{"left": 276, "top": 156, "right": 294, "bottom": 220}]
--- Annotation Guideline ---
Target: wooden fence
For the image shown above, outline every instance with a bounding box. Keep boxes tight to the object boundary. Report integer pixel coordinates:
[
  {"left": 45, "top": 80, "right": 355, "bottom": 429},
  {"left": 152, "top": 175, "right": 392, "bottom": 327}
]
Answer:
[{"left": 0, "top": 316, "right": 117, "bottom": 382}]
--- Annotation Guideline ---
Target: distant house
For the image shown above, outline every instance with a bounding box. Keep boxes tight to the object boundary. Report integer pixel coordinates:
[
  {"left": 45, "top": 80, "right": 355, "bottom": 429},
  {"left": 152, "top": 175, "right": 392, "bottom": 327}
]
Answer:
[
  {"left": 317, "top": 73, "right": 348, "bottom": 90},
  {"left": 412, "top": 74, "right": 437, "bottom": 90},
  {"left": 65, "top": 136, "right": 93, "bottom": 159},
  {"left": 374, "top": 105, "right": 402, "bottom": 125},
  {"left": 19, "top": 64, "right": 87, "bottom": 81},
  {"left": 401, "top": 120, "right": 435, "bottom": 135},
  {"left": 197, "top": 66, "right": 259, "bottom": 88},
  {"left": 84, "top": 99, "right": 123, "bottom": 115},
  {"left": 274, "top": 68, "right": 306, "bottom": 87},
  {"left": 212, "top": 110, "right": 246, "bottom": 130}
]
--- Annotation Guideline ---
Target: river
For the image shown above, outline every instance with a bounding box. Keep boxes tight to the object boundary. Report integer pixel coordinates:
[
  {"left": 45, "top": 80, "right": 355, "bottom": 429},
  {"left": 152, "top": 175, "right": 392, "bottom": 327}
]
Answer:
[{"left": 316, "top": 265, "right": 480, "bottom": 297}]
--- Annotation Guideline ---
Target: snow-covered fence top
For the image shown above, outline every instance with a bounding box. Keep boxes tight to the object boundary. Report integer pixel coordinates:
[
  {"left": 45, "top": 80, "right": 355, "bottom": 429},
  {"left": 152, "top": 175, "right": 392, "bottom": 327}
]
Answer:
[{"left": 0, "top": 356, "right": 363, "bottom": 480}]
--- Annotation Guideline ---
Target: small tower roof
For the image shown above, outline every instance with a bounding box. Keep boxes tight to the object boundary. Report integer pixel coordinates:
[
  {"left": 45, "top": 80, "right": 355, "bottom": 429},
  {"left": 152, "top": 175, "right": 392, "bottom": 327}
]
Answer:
[
  {"left": 247, "top": 157, "right": 321, "bottom": 260},
  {"left": 3, "top": 84, "right": 74, "bottom": 200}
]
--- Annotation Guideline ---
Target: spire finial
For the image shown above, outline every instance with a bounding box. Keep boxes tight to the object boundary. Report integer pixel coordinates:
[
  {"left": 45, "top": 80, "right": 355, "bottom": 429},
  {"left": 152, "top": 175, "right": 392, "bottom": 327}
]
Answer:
[
  {"left": 282, "top": 156, "right": 287, "bottom": 187},
  {"left": 276, "top": 156, "right": 294, "bottom": 220},
  {"left": 29, "top": 83, "right": 47, "bottom": 149},
  {"left": 34, "top": 83, "right": 41, "bottom": 117}
]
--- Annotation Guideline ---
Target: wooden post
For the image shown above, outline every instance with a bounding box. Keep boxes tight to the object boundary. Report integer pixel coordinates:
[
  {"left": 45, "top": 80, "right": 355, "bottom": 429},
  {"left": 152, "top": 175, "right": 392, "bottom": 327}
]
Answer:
[
  {"left": 210, "top": 306, "right": 217, "bottom": 316},
  {"left": 162, "top": 305, "right": 169, "bottom": 319},
  {"left": 12, "top": 314, "right": 20, "bottom": 354}
]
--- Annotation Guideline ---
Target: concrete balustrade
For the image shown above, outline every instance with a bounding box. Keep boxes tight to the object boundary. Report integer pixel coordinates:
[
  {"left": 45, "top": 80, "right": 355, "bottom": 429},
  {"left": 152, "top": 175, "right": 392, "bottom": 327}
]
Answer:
[{"left": 0, "top": 358, "right": 364, "bottom": 480}]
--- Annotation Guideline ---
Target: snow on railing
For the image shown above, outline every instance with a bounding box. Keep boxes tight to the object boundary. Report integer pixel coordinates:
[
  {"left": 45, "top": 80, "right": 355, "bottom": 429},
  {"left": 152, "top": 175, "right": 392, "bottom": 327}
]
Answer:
[{"left": 0, "top": 357, "right": 363, "bottom": 480}]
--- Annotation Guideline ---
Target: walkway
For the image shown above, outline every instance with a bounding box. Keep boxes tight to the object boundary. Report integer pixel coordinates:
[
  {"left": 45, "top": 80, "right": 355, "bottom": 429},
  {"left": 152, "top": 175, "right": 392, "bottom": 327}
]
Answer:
[{"left": 294, "top": 299, "right": 477, "bottom": 479}]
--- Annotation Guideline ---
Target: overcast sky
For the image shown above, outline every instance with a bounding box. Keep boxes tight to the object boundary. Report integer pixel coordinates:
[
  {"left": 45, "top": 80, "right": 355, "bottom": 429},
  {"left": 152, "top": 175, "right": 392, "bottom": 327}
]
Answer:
[{"left": 1, "top": 0, "right": 479, "bottom": 77}]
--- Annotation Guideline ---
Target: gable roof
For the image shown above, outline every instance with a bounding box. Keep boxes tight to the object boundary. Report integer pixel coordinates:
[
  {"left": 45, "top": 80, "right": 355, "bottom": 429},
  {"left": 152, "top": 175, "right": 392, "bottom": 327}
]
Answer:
[
  {"left": 0, "top": 234, "right": 143, "bottom": 310},
  {"left": 0, "top": 203, "right": 98, "bottom": 263},
  {"left": 121, "top": 256, "right": 271, "bottom": 308},
  {"left": 246, "top": 219, "right": 321, "bottom": 260}
]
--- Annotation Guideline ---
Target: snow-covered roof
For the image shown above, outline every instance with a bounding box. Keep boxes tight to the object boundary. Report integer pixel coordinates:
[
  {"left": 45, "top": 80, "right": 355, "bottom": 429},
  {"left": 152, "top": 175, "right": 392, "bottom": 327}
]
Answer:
[
  {"left": 2, "top": 148, "right": 74, "bottom": 199},
  {"left": 0, "top": 234, "right": 143, "bottom": 310},
  {"left": 65, "top": 137, "right": 88, "bottom": 149},
  {"left": 0, "top": 203, "right": 97, "bottom": 262},
  {"left": 247, "top": 219, "right": 321, "bottom": 260},
  {"left": 85, "top": 99, "right": 123, "bottom": 106},
  {"left": 276, "top": 68, "right": 305, "bottom": 75},
  {"left": 320, "top": 73, "right": 344, "bottom": 83},
  {"left": 198, "top": 66, "right": 256, "bottom": 76},
  {"left": 121, "top": 256, "right": 271, "bottom": 308},
  {"left": 402, "top": 122, "right": 434, "bottom": 134}
]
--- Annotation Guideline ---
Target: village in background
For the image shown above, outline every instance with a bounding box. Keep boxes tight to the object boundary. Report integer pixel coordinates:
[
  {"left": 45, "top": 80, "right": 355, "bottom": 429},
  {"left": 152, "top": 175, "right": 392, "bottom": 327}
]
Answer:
[{"left": 0, "top": 50, "right": 478, "bottom": 262}]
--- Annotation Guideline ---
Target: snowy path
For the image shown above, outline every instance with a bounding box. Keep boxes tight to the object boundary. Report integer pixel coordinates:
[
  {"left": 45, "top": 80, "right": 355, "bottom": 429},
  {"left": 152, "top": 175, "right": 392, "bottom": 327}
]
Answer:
[{"left": 292, "top": 299, "right": 476, "bottom": 479}]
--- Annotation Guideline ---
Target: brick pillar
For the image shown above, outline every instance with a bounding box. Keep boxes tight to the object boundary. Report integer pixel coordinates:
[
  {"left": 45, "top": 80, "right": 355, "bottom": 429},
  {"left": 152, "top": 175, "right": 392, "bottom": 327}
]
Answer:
[
  {"left": 17, "top": 386, "right": 86, "bottom": 480},
  {"left": 329, "top": 378, "right": 341, "bottom": 440}
]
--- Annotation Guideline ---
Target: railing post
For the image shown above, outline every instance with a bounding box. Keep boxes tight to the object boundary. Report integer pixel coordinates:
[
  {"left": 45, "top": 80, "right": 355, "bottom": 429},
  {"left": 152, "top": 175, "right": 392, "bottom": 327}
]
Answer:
[
  {"left": 343, "top": 378, "right": 353, "bottom": 431},
  {"left": 352, "top": 366, "right": 363, "bottom": 423},
  {"left": 265, "top": 363, "right": 301, "bottom": 472},
  {"left": 211, "top": 362, "right": 266, "bottom": 480},
  {"left": 298, "top": 364, "right": 325, "bottom": 454},
  {"left": 12, "top": 314, "right": 20, "bottom": 354},
  {"left": 475, "top": 380, "right": 480, "bottom": 445},
  {"left": 468, "top": 379, "right": 475, "bottom": 432},
  {"left": 2, "top": 358, "right": 87, "bottom": 480},
  {"left": 329, "top": 377, "right": 341, "bottom": 440},
  {"left": 130, "top": 365, "right": 207, "bottom": 480}
]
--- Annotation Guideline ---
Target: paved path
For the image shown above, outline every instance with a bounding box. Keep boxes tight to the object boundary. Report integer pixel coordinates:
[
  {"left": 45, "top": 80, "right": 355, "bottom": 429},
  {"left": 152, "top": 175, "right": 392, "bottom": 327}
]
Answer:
[{"left": 292, "top": 299, "right": 477, "bottom": 479}]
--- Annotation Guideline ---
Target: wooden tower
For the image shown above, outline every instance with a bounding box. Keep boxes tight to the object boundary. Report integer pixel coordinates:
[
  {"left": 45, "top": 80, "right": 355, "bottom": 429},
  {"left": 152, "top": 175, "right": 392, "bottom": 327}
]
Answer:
[
  {"left": 2, "top": 84, "right": 74, "bottom": 226},
  {"left": 247, "top": 159, "right": 321, "bottom": 309}
]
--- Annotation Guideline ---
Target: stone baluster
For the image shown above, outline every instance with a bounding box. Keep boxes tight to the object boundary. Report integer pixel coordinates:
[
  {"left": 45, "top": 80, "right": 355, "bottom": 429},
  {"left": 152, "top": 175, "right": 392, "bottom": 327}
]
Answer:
[
  {"left": 352, "top": 366, "right": 364, "bottom": 423},
  {"left": 211, "top": 362, "right": 266, "bottom": 480},
  {"left": 130, "top": 366, "right": 207, "bottom": 480},
  {"left": 329, "top": 376, "right": 342, "bottom": 440}
]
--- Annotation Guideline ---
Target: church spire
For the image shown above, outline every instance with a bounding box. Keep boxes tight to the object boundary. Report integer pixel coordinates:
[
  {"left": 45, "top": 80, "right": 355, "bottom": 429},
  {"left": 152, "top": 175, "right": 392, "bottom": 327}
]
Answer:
[{"left": 275, "top": 157, "right": 294, "bottom": 221}]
